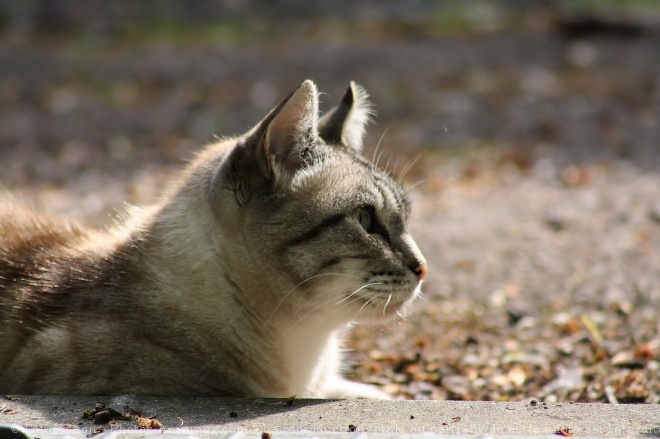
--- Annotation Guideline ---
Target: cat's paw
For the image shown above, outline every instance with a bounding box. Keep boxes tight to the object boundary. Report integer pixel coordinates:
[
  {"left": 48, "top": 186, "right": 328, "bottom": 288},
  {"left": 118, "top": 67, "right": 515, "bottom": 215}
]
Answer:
[{"left": 320, "top": 376, "right": 391, "bottom": 399}]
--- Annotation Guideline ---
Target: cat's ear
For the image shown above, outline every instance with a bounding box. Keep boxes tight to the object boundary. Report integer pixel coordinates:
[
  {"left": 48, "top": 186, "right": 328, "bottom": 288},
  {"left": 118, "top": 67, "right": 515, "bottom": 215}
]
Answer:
[
  {"left": 318, "top": 81, "right": 374, "bottom": 152},
  {"left": 254, "top": 80, "right": 319, "bottom": 184}
]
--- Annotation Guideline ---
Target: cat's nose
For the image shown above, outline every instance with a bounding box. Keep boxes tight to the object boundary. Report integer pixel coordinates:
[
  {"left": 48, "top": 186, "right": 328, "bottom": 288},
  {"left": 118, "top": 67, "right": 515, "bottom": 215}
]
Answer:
[
  {"left": 411, "top": 261, "right": 427, "bottom": 281},
  {"left": 400, "top": 233, "right": 426, "bottom": 281}
]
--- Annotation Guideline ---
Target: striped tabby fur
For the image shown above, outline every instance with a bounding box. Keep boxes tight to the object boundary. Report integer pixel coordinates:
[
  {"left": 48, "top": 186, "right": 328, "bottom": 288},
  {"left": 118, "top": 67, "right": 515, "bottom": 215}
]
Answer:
[{"left": 0, "top": 80, "right": 426, "bottom": 398}]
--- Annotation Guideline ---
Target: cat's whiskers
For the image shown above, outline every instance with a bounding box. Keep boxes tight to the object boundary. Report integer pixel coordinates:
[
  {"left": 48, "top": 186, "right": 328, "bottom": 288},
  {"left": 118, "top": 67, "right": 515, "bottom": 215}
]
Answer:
[
  {"left": 405, "top": 179, "right": 427, "bottom": 194},
  {"left": 274, "top": 280, "right": 385, "bottom": 347},
  {"left": 375, "top": 150, "right": 389, "bottom": 171},
  {"left": 335, "top": 282, "right": 384, "bottom": 305},
  {"left": 350, "top": 296, "right": 379, "bottom": 322},
  {"left": 385, "top": 155, "right": 395, "bottom": 175},
  {"left": 264, "top": 272, "right": 362, "bottom": 327},
  {"left": 382, "top": 293, "right": 393, "bottom": 316},
  {"left": 399, "top": 148, "right": 429, "bottom": 181},
  {"left": 395, "top": 291, "right": 415, "bottom": 320},
  {"left": 274, "top": 292, "right": 364, "bottom": 347},
  {"left": 371, "top": 123, "right": 393, "bottom": 167},
  {"left": 416, "top": 291, "right": 431, "bottom": 303},
  {"left": 391, "top": 156, "right": 401, "bottom": 177}
]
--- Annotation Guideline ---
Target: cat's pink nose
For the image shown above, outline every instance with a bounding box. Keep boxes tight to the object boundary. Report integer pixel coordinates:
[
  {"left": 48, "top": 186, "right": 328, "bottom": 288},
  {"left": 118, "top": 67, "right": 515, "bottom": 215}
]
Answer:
[{"left": 413, "top": 261, "right": 427, "bottom": 281}]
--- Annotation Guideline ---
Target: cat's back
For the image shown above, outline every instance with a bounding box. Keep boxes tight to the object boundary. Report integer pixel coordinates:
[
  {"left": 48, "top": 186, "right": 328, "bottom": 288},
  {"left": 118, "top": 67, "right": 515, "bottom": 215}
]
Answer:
[
  {"left": 0, "top": 200, "right": 89, "bottom": 254},
  {"left": 0, "top": 200, "right": 95, "bottom": 289},
  {"left": 0, "top": 199, "right": 89, "bottom": 310}
]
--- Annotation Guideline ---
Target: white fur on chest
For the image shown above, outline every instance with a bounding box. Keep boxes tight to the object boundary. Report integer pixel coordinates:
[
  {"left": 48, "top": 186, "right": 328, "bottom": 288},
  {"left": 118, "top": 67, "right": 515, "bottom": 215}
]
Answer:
[
  {"left": 276, "top": 314, "right": 390, "bottom": 399},
  {"left": 276, "top": 313, "right": 343, "bottom": 397}
]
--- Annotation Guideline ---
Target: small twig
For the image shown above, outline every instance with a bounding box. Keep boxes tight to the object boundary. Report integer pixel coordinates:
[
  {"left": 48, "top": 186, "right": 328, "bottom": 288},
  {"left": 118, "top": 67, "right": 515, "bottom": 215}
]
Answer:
[
  {"left": 604, "top": 385, "right": 619, "bottom": 404},
  {"left": 580, "top": 315, "right": 603, "bottom": 345}
]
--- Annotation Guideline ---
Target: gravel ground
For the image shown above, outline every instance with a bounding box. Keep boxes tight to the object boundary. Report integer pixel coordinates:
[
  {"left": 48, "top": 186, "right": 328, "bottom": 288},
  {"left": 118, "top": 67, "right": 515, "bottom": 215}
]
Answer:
[
  {"left": 0, "top": 6, "right": 659, "bottom": 402},
  {"left": 351, "top": 158, "right": 660, "bottom": 402}
]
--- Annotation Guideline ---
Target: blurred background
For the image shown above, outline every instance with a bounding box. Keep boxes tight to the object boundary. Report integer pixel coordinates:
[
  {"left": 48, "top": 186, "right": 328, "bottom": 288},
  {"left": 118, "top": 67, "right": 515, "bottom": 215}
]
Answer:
[
  {"left": 1, "top": 0, "right": 659, "bottom": 402},
  {"left": 1, "top": 1, "right": 659, "bottom": 212}
]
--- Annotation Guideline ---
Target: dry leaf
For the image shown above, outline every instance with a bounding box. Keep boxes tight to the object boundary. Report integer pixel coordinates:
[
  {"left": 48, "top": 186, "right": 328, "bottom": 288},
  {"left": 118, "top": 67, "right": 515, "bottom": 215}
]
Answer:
[
  {"left": 136, "top": 416, "right": 163, "bottom": 429},
  {"left": 555, "top": 426, "right": 574, "bottom": 437}
]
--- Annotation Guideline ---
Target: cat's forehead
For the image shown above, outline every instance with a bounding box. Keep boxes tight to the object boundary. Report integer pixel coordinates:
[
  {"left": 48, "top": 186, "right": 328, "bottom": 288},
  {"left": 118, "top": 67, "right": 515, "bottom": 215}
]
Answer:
[{"left": 309, "top": 146, "right": 411, "bottom": 217}]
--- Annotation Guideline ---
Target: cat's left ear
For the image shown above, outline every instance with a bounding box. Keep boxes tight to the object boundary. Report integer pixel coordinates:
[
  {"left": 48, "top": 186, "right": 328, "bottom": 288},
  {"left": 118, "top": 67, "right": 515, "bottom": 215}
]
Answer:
[{"left": 318, "top": 81, "right": 374, "bottom": 152}]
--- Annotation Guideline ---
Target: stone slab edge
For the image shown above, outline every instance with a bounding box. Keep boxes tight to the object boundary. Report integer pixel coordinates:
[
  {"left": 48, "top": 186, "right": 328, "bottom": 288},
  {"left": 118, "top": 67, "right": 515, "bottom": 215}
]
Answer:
[{"left": 1, "top": 396, "right": 659, "bottom": 438}]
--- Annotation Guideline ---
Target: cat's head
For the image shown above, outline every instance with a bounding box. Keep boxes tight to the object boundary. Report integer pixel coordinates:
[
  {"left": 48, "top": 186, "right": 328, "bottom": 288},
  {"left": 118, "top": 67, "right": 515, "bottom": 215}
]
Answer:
[{"left": 207, "top": 80, "right": 426, "bottom": 325}]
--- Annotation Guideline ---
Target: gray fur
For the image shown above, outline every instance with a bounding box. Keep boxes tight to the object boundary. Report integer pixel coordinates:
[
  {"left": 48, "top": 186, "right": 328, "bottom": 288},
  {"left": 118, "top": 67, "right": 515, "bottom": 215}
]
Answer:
[{"left": 0, "top": 80, "right": 426, "bottom": 398}]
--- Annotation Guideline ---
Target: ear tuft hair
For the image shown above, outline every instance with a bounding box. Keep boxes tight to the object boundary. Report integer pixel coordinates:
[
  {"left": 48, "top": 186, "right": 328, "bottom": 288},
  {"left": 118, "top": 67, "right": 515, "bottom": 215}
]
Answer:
[{"left": 318, "top": 81, "right": 375, "bottom": 152}]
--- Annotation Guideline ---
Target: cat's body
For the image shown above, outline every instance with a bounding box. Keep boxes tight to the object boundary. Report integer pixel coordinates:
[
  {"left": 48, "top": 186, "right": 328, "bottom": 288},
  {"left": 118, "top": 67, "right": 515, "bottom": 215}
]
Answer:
[{"left": 0, "top": 81, "right": 426, "bottom": 397}]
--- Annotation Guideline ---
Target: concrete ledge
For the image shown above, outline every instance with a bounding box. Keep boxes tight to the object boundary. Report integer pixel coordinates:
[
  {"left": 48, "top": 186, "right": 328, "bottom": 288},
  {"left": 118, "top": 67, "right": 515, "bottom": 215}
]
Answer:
[{"left": 1, "top": 396, "right": 659, "bottom": 438}]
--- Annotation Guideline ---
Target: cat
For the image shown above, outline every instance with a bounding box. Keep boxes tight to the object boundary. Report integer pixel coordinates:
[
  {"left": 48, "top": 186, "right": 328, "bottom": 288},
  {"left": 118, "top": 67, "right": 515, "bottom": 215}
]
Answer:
[{"left": 0, "top": 80, "right": 426, "bottom": 398}]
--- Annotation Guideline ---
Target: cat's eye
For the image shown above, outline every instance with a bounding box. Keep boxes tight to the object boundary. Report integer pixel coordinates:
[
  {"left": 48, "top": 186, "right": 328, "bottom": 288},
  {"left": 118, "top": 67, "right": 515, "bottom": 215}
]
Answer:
[{"left": 355, "top": 206, "right": 376, "bottom": 234}]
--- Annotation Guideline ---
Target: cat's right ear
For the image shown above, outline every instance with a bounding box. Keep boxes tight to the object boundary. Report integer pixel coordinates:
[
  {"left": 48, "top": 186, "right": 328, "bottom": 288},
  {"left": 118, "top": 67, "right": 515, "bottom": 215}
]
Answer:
[
  {"left": 318, "top": 81, "right": 374, "bottom": 152},
  {"left": 244, "top": 80, "right": 320, "bottom": 187}
]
